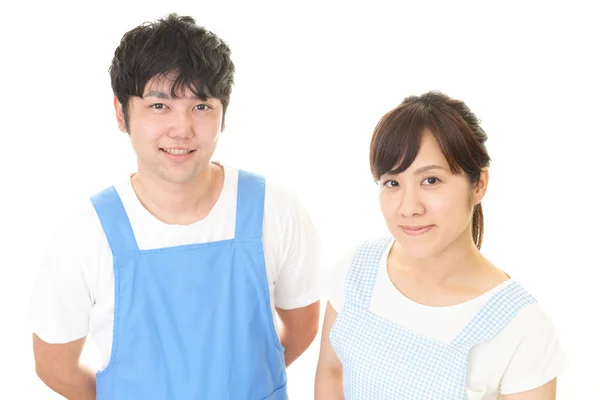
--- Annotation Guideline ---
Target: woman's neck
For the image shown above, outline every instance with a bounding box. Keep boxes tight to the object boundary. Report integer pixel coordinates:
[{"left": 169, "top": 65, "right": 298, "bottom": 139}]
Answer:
[{"left": 390, "top": 228, "right": 490, "bottom": 286}]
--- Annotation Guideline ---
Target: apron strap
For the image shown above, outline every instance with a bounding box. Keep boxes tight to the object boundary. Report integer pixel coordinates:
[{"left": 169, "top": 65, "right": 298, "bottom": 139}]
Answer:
[
  {"left": 344, "top": 237, "right": 394, "bottom": 310},
  {"left": 234, "top": 169, "right": 266, "bottom": 240},
  {"left": 91, "top": 186, "right": 140, "bottom": 259},
  {"left": 451, "top": 281, "right": 537, "bottom": 350}
]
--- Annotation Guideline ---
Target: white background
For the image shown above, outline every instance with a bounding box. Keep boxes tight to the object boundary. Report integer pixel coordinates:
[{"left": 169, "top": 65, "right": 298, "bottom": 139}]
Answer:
[{"left": 1, "top": 0, "right": 598, "bottom": 398}]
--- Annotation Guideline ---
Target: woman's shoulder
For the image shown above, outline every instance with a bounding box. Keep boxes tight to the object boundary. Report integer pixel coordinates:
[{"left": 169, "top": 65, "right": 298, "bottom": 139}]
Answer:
[
  {"left": 478, "top": 287, "right": 561, "bottom": 351},
  {"left": 326, "top": 236, "right": 392, "bottom": 311},
  {"left": 505, "top": 298, "right": 556, "bottom": 333},
  {"left": 484, "top": 298, "right": 567, "bottom": 394}
]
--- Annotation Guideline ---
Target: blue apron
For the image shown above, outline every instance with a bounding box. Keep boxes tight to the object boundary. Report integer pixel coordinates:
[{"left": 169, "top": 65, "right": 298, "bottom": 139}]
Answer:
[
  {"left": 330, "top": 237, "right": 536, "bottom": 399},
  {"left": 90, "top": 170, "right": 287, "bottom": 399}
]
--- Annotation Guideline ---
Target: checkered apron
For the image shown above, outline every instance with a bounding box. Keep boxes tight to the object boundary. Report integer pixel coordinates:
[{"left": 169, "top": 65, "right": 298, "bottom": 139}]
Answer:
[{"left": 330, "top": 237, "right": 536, "bottom": 399}]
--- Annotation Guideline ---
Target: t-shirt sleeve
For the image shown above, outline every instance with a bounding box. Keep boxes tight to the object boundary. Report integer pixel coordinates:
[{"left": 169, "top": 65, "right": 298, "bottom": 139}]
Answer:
[
  {"left": 27, "top": 202, "right": 98, "bottom": 344},
  {"left": 499, "top": 303, "right": 568, "bottom": 394},
  {"left": 327, "top": 246, "right": 358, "bottom": 313},
  {"left": 267, "top": 188, "right": 323, "bottom": 310}
]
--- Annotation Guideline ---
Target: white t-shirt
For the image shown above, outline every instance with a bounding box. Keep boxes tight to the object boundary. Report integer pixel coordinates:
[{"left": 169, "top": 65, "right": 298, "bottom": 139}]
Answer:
[
  {"left": 28, "top": 165, "right": 322, "bottom": 370},
  {"left": 328, "top": 240, "right": 567, "bottom": 399}
]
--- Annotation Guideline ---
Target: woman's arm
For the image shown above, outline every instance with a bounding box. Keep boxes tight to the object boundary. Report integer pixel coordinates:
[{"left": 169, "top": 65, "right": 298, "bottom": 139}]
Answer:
[
  {"left": 500, "top": 378, "right": 556, "bottom": 399},
  {"left": 314, "top": 302, "right": 345, "bottom": 400}
]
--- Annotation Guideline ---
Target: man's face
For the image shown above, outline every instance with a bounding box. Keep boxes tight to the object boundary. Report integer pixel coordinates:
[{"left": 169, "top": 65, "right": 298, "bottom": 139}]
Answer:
[{"left": 115, "top": 76, "right": 224, "bottom": 184}]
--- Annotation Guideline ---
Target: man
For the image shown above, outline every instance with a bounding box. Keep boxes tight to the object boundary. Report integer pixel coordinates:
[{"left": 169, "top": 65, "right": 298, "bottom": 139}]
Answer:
[{"left": 28, "top": 13, "right": 321, "bottom": 399}]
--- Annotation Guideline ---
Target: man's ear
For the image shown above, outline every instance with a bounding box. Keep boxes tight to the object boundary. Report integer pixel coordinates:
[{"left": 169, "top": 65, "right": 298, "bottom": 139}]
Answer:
[{"left": 114, "top": 96, "right": 128, "bottom": 133}]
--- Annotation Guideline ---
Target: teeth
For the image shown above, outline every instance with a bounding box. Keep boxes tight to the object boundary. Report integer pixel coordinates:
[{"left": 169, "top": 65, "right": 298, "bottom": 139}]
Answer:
[{"left": 164, "top": 149, "right": 192, "bottom": 155}]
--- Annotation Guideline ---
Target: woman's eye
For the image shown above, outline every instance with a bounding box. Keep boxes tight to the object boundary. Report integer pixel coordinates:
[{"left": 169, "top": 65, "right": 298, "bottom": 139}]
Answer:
[
  {"left": 383, "top": 180, "right": 399, "bottom": 188},
  {"left": 422, "top": 177, "right": 439, "bottom": 185},
  {"left": 194, "top": 104, "right": 209, "bottom": 111}
]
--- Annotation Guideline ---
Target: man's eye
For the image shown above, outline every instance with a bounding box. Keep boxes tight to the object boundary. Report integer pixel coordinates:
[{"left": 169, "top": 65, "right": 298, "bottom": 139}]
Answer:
[{"left": 150, "top": 104, "right": 166, "bottom": 109}]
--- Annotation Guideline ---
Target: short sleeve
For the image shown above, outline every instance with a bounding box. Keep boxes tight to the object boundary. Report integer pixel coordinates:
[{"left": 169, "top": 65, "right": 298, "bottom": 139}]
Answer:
[
  {"left": 500, "top": 304, "right": 568, "bottom": 394},
  {"left": 265, "top": 187, "right": 323, "bottom": 310},
  {"left": 327, "top": 246, "right": 358, "bottom": 313},
  {"left": 27, "top": 202, "right": 98, "bottom": 343}
]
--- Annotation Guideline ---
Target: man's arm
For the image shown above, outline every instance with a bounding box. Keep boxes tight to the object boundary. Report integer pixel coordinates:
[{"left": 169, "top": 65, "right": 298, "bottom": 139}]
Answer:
[
  {"left": 33, "top": 334, "right": 96, "bottom": 400},
  {"left": 276, "top": 300, "right": 320, "bottom": 367}
]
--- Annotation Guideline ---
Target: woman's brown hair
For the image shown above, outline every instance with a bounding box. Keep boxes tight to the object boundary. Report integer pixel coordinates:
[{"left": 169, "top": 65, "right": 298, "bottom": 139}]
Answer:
[{"left": 369, "top": 91, "right": 491, "bottom": 249}]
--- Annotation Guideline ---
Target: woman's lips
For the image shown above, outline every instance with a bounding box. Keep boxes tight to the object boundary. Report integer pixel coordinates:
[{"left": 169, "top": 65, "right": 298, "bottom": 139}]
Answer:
[{"left": 400, "top": 225, "right": 434, "bottom": 236}]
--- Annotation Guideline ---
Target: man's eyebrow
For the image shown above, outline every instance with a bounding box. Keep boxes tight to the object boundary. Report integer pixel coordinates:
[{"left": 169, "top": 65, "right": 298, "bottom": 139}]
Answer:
[
  {"left": 144, "top": 91, "right": 172, "bottom": 99},
  {"left": 143, "top": 90, "right": 211, "bottom": 101}
]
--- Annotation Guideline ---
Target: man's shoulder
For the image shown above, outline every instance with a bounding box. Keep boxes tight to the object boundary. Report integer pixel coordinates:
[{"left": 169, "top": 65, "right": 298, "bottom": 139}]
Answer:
[
  {"left": 51, "top": 180, "right": 130, "bottom": 243},
  {"left": 60, "top": 193, "right": 104, "bottom": 224},
  {"left": 227, "top": 164, "right": 300, "bottom": 212},
  {"left": 39, "top": 194, "right": 110, "bottom": 263},
  {"left": 264, "top": 178, "right": 298, "bottom": 210}
]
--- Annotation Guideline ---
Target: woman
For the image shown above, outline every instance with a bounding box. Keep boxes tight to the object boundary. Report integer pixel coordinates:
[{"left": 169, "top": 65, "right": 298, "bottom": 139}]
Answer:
[{"left": 315, "top": 92, "right": 566, "bottom": 399}]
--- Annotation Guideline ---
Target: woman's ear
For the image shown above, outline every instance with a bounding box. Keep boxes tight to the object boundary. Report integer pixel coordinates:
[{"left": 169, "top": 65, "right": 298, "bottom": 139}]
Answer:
[{"left": 473, "top": 168, "right": 489, "bottom": 205}]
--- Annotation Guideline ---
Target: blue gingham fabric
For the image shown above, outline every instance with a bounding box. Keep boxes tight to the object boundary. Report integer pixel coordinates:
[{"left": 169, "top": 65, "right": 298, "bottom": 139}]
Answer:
[{"left": 329, "top": 237, "right": 537, "bottom": 399}]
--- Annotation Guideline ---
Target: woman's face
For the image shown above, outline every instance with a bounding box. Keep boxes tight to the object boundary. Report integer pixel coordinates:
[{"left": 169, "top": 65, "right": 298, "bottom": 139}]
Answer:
[{"left": 378, "top": 130, "right": 487, "bottom": 259}]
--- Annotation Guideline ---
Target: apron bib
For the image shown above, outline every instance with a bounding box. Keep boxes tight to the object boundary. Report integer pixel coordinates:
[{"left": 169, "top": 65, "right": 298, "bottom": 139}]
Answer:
[
  {"left": 330, "top": 237, "right": 536, "bottom": 399},
  {"left": 91, "top": 170, "right": 287, "bottom": 399}
]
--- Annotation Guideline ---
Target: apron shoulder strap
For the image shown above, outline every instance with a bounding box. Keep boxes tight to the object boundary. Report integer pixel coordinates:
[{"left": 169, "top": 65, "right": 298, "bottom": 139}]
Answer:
[
  {"left": 451, "top": 281, "right": 537, "bottom": 350},
  {"left": 234, "top": 169, "right": 266, "bottom": 240},
  {"left": 90, "top": 186, "right": 140, "bottom": 259},
  {"left": 344, "top": 237, "right": 394, "bottom": 310}
]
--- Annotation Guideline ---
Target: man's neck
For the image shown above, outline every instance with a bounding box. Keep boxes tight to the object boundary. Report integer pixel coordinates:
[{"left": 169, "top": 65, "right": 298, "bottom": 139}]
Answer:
[{"left": 131, "top": 163, "right": 225, "bottom": 225}]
